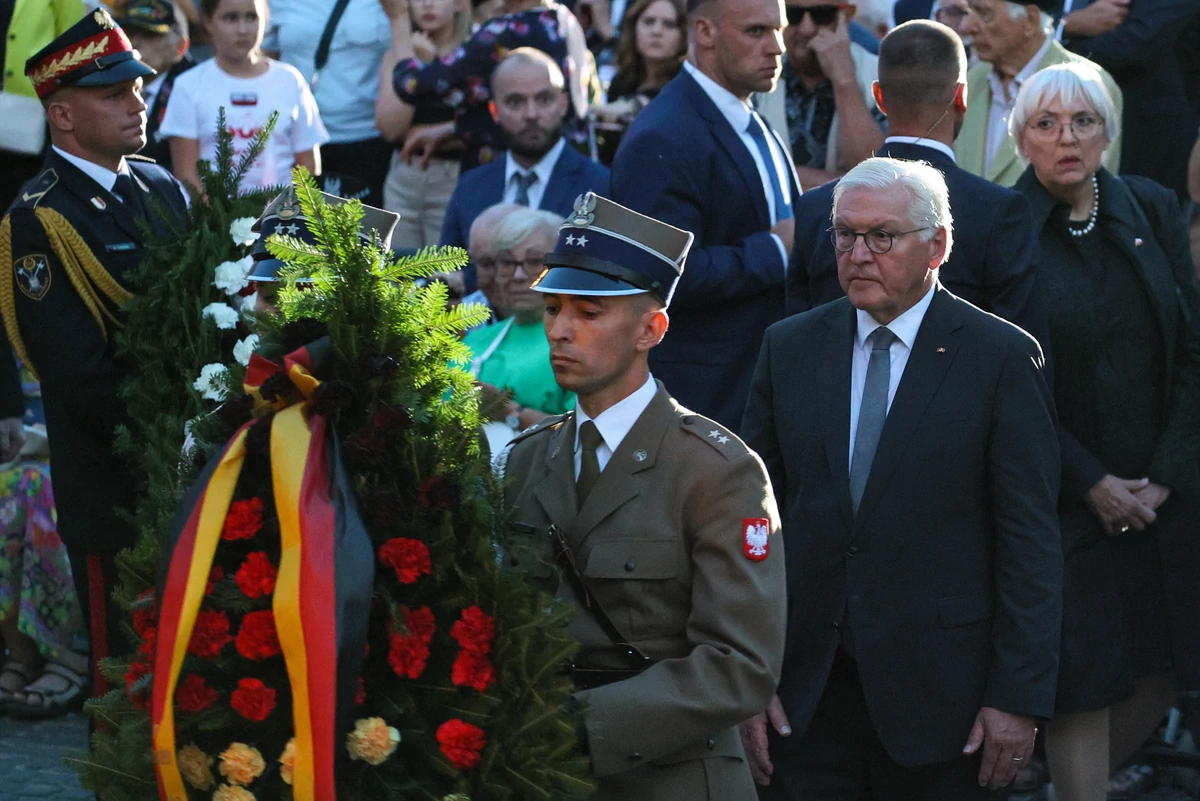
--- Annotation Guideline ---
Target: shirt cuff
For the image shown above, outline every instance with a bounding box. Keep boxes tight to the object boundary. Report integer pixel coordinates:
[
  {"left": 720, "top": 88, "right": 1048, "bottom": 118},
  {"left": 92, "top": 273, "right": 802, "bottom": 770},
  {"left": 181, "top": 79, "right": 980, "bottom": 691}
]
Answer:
[{"left": 770, "top": 233, "right": 788, "bottom": 274}]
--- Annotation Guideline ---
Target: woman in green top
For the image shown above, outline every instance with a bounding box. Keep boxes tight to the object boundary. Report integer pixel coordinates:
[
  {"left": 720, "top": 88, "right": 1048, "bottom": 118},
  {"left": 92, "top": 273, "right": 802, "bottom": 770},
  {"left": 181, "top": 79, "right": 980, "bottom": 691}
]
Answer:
[{"left": 463, "top": 208, "right": 574, "bottom": 439}]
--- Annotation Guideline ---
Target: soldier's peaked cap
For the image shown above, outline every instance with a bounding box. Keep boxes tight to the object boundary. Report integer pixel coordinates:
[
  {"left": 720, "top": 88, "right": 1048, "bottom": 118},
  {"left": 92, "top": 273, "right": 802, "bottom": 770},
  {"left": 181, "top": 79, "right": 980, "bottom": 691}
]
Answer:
[
  {"left": 532, "top": 193, "right": 694, "bottom": 307},
  {"left": 25, "top": 9, "right": 155, "bottom": 100},
  {"left": 248, "top": 186, "right": 401, "bottom": 283}
]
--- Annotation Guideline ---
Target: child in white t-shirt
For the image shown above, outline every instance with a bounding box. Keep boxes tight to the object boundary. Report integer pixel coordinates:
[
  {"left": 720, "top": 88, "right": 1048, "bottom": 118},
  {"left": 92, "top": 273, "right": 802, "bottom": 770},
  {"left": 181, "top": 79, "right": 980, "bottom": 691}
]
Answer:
[{"left": 160, "top": 0, "right": 329, "bottom": 192}]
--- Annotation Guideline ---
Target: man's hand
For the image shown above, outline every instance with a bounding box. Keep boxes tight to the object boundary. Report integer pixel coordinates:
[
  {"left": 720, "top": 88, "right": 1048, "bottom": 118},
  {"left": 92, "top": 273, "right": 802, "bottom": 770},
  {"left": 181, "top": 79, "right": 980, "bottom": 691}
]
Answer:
[
  {"left": 807, "top": 12, "right": 857, "bottom": 85},
  {"left": 738, "top": 694, "right": 791, "bottom": 786},
  {"left": 0, "top": 418, "right": 25, "bottom": 463},
  {"left": 1133, "top": 481, "right": 1172, "bottom": 512},
  {"left": 1063, "top": 0, "right": 1129, "bottom": 37},
  {"left": 1085, "top": 474, "right": 1157, "bottom": 535},
  {"left": 399, "top": 122, "right": 455, "bottom": 170},
  {"left": 771, "top": 217, "right": 796, "bottom": 255},
  {"left": 963, "top": 707, "right": 1037, "bottom": 790}
]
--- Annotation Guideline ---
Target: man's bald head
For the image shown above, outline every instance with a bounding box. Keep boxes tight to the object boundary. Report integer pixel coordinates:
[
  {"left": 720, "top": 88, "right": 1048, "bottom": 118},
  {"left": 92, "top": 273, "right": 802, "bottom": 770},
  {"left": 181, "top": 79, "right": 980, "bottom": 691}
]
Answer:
[
  {"left": 491, "top": 47, "right": 565, "bottom": 94},
  {"left": 877, "top": 20, "right": 966, "bottom": 120}
]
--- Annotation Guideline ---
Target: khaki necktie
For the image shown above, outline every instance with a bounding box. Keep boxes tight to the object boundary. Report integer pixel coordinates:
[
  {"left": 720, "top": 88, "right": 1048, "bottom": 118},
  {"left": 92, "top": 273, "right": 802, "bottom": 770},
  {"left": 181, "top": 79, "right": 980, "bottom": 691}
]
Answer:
[{"left": 576, "top": 420, "right": 603, "bottom": 507}]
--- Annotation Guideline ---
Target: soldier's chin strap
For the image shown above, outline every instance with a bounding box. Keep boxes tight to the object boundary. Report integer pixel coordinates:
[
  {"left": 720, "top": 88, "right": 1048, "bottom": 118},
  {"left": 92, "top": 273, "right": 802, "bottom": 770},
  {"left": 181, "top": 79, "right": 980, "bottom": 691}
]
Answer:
[{"left": 0, "top": 208, "right": 134, "bottom": 378}]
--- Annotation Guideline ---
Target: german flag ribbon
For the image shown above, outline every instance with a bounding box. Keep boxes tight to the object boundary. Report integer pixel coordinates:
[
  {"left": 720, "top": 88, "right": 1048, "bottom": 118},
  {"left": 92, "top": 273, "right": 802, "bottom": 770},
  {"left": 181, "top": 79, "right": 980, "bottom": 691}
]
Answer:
[{"left": 152, "top": 337, "right": 374, "bottom": 801}]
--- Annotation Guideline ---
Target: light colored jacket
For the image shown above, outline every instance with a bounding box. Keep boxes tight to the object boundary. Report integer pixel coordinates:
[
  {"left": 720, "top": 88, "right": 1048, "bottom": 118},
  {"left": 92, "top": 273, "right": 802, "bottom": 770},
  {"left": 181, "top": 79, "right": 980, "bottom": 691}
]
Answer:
[
  {"left": 756, "top": 42, "right": 879, "bottom": 174},
  {"left": 955, "top": 38, "right": 1123, "bottom": 187},
  {"left": 3, "top": 0, "right": 86, "bottom": 97}
]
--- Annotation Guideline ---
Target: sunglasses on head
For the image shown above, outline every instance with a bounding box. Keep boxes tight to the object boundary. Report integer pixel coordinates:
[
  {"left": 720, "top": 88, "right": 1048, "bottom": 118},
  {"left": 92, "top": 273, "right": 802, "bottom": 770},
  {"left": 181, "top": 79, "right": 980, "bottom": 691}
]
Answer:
[{"left": 785, "top": 3, "right": 844, "bottom": 25}]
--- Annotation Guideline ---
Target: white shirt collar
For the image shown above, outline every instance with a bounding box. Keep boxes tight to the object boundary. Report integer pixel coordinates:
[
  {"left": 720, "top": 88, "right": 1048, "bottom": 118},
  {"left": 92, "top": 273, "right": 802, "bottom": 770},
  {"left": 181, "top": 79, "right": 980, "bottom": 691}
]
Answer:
[
  {"left": 505, "top": 137, "right": 566, "bottom": 190},
  {"left": 987, "top": 35, "right": 1052, "bottom": 104},
  {"left": 855, "top": 282, "right": 938, "bottom": 351},
  {"left": 574, "top": 373, "right": 658, "bottom": 457},
  {"left": 52, "top": 145, "right": 128, "bottom": 194},
  {"left": 683, "top": 60, "right": 752, "bottom": 134},
  {"left": 883, "top": 136, "right": 957, "bottom": 164}
]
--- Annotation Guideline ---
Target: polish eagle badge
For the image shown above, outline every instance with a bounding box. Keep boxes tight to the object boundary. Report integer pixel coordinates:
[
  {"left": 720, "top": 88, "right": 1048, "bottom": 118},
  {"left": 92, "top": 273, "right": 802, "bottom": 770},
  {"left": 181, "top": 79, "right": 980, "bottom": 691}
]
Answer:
[{"left": 743, "top": 517, "right": 770, "bottom": 561}]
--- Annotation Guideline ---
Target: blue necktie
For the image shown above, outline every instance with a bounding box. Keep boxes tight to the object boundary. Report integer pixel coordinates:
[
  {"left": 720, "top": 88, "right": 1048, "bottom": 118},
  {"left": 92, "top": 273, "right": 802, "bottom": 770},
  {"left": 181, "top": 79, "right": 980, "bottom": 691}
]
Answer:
[
  {"left": 849, "top": 327, "right": 897, "bottom": 514},
  {"left": 746, "top": 113, "right": 793, "bottom": 222}
]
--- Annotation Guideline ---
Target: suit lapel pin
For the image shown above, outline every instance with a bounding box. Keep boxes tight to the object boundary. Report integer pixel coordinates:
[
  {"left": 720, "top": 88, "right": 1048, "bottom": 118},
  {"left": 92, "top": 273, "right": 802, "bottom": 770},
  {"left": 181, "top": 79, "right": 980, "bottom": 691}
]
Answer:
[
  {"left": 936, "top": 347, "right": 946, "bottom": 353},
  {"left": 1134, "top": 238, "right": 1144, "bottom": 247},
  {"left": 90, "top": 196, "right": 106, "bottom": 210},
  {"left": 633, "top": 449, "right": 647, "bottom": 462}
]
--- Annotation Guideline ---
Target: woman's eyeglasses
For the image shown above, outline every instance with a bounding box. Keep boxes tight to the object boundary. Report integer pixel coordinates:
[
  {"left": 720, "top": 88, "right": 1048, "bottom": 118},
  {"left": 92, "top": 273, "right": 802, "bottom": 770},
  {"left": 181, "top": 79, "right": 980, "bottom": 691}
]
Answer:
[
  {"left": 785, "top": 3, "right": 844, "bottom": 26},
  {"left": 1025, "top": 114, "right": 1104, "bottom": 142},
  {"left": 496, "top": 255, "right": 547, "bottom": 276}
]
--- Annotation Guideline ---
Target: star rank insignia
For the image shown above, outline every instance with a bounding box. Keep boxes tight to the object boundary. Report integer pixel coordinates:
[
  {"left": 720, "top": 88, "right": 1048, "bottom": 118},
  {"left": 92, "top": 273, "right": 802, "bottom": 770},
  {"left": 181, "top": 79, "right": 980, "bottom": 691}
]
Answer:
[{"left": 14, "top": 254, "right": 51, "bottom": 301}]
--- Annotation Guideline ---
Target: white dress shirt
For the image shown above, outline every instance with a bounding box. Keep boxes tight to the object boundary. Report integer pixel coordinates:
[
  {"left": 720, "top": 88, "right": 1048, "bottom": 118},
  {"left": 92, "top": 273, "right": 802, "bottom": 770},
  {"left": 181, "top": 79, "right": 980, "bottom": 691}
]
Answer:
[
  {"left": 883, "top": 136, "right": 957, "bottom": 164},
  {"left": 52, "top": 146, "right": 126, "bottom": 196},
  {"left": 503, "top": 138, "right": 567, "bottom": 209},
  {"left": 573, "top": 373, "right": 657, "bottom": 479},
  {"left": 847, "top": 283, "right": 937, "bottom": 466},
  {"left": 984, "top": 36, "right": 1051, "bottom": 171},
  {"left": 682, "top": 60, "right": 791, "bottom": 268}
]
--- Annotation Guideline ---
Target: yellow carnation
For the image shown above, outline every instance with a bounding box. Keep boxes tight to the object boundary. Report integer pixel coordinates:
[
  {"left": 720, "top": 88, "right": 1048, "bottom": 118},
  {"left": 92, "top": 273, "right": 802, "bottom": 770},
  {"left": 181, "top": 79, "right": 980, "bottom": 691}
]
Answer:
[
  {"left": 278, "top": 738, "right": 296, "bottom": 786},
  {"left": 177, "top": 743, "right": 215, "bottom": 791},
  {"left": 218, "top": 742, "right": 266, "bottom": 786},
  {"left": 212, "top": 785, "right": 256, "bottom": 801},
  {"left": 346, "top": 717, "right": 401, "bottom": 766}
]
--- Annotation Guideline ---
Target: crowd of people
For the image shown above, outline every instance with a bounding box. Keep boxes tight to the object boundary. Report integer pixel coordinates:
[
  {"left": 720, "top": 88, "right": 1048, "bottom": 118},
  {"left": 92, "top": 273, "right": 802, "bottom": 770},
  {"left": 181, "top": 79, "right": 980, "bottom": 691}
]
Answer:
[{"left": 2, "top": 0, "right": 1200, "bottom": 799}]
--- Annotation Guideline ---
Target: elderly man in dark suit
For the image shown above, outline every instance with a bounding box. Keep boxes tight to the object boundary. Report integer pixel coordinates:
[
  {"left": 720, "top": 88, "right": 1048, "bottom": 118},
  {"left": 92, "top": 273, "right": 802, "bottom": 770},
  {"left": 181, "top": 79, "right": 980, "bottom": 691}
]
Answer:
[
  {"left": 610, "top": 0, "right": 800, "bottom": 432},
  {"left": 740, "top": 156, "right": 1063, "bottom": 799},
  {"left": 788, "top": 20, "right": 1044, "bottom": 349}
]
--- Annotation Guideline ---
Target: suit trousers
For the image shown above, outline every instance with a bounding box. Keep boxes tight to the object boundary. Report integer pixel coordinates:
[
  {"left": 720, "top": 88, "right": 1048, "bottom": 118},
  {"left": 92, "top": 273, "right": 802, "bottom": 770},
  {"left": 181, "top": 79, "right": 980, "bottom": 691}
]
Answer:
[
  {"left": 761, "top": 650, "right": 1006, "bottom": 801},
  {"left": 384, "top": 152, "right": 460, "bottom": 249},
  {"left": 67, "top": 548, "right": 127, "bottom": 697}
]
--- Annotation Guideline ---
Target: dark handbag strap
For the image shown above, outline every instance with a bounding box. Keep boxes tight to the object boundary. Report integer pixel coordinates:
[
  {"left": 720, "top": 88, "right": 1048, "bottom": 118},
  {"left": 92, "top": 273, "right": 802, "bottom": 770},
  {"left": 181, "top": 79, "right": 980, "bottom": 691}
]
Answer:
[
  {"left": 312, "top": 0, "right": 355, "bottom": 86},
  {"left": 549, "top": 523, "right": 653, "bottom": 667}
]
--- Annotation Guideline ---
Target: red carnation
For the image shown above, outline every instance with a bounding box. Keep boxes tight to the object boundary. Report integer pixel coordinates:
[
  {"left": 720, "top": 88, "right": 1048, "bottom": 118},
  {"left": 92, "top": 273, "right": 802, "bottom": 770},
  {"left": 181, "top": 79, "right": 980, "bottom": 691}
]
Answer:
[
  {"left": 187, "top": 610, "right": 232, "bottom": 659},
  {"left": 417, "top": 477, "right": 458, "bottom": 510},
  {"left": 450, "top": 606, "right": 495, "bottom": 654},
  {"left": 235, "top": 552, "right": 278, "bottom": 598},
  {"left": 176, "top": 673, "right": 219, "bottom": 713},
  {"left": 230, "top": 677, "right": 276, "bottom": 722},
  {"left": 378, "top": 538, "right": 432, "bottom": 585},
  {"left": 207, "top": 565, "right": 225, "bottom": 594},
  {"left": 124, "top": 660, "right": 151, "bottom": 710},
  {"left": 222, "top": 497, "right": 264, "bottom": 541},
  {"left": 437, "top": 719, "right": 486, "bottom": 770},
  {"left": 388, "top": 606, "right": 435, "bottom": 680},
  {"left": 451, "top": 648, "right": 496, "bottom": 693},
  {"left": 235, "top": 610, "right": 282, "bottom": 661}
]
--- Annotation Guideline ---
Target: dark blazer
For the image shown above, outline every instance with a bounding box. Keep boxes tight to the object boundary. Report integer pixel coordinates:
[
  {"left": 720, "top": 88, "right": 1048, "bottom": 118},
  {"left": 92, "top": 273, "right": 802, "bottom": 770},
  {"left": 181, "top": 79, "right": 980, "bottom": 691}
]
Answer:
[
  {"left": 787, "top": 141, "right": 1046, "bottom": 347},
  {"left": 439, "top": 140, "right": 611, "bottom": 250},
  {"left": 611, "top": 69, "right": 801, "bottom": 432},
  {"left": 892, "top": 0, "right": 934, "bottom": 25},
  {"left": 3, "top": 150, "right": 188, "bottom": 552},
  {"left": 1063, "top": 0, "right": 1199, "bottom": 201},
  {"left": 742, "top": 286, "right": 1063, "bottom": 767}
]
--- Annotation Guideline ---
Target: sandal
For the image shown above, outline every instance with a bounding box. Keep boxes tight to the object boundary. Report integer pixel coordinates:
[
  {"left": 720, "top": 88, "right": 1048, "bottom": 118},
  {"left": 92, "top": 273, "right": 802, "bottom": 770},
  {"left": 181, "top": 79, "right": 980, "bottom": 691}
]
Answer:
[
  {"left": 1108, "top": 763, "right": 1156, "bottom": 799},
  {"left": 0, "top": 660, "right": 37, "bottom": 706},
  {"left": 4, "top": 661, "right": 88, "bottom": 719}
]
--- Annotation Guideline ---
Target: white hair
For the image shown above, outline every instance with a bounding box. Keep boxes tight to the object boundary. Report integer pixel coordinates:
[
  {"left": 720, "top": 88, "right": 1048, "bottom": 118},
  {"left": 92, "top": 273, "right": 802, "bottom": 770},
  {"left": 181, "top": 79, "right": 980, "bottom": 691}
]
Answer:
[
  {"left": 1005, "top": 1, "right": 1054, "bottom": 33},
  {"left": 1008, "top": 62, "right": 1119, "bottom": 159},
  {"left": 832, "top": 157, "right": 954, "bottom": 265},
  {"left": 491, "top": 208, "right": 563, "bottom": 253}
]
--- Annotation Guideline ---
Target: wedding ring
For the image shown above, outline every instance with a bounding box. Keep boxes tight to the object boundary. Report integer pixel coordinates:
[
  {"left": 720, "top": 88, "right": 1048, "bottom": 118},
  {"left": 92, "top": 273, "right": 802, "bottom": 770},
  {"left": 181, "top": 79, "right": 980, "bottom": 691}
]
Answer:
[
  {"left": 1120, "top": 525, "right": 1130, "bottom": 533},
  {"left": 1012, "top": 756, "right": 1025, "bottom": 762}
]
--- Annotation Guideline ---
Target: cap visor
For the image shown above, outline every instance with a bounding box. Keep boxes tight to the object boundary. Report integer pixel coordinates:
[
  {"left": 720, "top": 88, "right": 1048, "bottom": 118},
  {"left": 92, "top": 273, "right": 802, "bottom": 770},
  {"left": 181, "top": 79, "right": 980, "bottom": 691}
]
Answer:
[
  {"left": 530, "top": 265, "right": 649, "bottom": 296},
  {"left": 117, "top": 19, "right": 173, "bottom": 34},
  {"left": 73, "top": 58, "right": 156, "bottom": 87},
  {"left": 247, "top": 258, "right": 283, "bottom": 283}
]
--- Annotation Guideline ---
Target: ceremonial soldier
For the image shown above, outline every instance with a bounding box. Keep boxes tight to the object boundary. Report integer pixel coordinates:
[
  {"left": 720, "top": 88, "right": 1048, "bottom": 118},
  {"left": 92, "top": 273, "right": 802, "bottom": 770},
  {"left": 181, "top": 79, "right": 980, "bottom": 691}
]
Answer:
[
  {"left": 496, "top": 193, "right": 787, "bottom": 800},
  {"left": 0, "top": 8, "right": 189, "bottom": 699}
]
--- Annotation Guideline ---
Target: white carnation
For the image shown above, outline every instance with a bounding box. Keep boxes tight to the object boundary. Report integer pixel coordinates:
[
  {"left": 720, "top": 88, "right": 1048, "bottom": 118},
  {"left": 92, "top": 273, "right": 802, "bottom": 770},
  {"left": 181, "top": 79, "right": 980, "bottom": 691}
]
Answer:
[
  {"left": 241, "top": 292, "right": 259, "bottom": 311},
  {"left": 212, "top": 256, "right": 253, "bottom": 295},
  {"left": 193, "top": 363, "right": 230, "bottom": 402},
  {"left": 229, "top": 216, "right": 258, "bottom": 247},
  {"left": 202, "top": 302, "right": 240, "bottom": 330},
  {"left": 233, "top": 334, "right": 260, "bottom": 367}
]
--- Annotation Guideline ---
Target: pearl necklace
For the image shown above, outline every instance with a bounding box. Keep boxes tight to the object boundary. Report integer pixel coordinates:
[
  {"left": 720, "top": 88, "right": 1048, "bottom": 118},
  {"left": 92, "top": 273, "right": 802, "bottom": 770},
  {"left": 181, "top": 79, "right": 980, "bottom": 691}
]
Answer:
[{"left": 1067, "top": 175, "right": 1099, "bottom": 238}]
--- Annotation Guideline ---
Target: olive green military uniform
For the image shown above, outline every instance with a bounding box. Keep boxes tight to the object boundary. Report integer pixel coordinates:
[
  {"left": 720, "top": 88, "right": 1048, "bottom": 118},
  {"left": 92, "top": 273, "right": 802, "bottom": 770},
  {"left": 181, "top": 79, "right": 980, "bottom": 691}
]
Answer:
[{"left": 498, "top": 382, "right": 786, "bottom": 801}]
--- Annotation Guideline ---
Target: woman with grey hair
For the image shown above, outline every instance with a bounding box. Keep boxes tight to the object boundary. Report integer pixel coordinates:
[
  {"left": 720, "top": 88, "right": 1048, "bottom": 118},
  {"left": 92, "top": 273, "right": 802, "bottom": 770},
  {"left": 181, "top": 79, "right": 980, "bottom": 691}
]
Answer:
[
  {"left": 462, "top": 208, "right": 574, "bottom": 449},
  {"left": 1011, "top": 62, "right": 1200, "bottom": 801}
]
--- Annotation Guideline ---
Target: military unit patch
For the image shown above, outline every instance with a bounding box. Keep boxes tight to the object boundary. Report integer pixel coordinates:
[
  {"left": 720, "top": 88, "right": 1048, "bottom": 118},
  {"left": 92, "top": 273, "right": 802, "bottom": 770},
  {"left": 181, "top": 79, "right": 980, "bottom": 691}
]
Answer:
[
  {"left": 743, "top": 517, "right": 770, "bottom": 561},
  {"left": 14, "top": 254, "right": 52, "bottom": 301}
]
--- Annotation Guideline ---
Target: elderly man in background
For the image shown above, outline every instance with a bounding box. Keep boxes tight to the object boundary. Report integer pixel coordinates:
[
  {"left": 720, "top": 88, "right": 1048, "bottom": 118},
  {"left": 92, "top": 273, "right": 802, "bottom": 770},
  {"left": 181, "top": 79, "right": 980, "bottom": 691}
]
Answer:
[
  {"left": 955, "top": 0, "right": 1121, "bottom": 186},
  {"left": 741, "top": 157, "right": 1062, "bottom": 799}
]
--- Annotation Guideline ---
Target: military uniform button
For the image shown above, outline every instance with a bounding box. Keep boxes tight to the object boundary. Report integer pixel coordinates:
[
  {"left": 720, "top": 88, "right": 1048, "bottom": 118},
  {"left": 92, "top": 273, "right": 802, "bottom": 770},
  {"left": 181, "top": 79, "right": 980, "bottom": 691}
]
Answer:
[
  {"left": 846, "top": 545, "right": 859, "bottom": 557},
  {"left": 681, "top": 415, "right": 694, "bottom": 424},
  {"left": 624, "top": 560, "right": 636, "bottom": 572},
  {"left": 707, "top": 738, "right": 716, "bottom": 750}
]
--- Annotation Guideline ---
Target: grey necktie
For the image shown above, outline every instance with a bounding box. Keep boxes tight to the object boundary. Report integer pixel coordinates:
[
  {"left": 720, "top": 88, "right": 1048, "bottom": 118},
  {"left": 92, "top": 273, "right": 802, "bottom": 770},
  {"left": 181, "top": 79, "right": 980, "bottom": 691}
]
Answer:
[
  {"left": 576, "top": 420, "right": 603, "bottom": 508},
  {"left": 849, "top": 327, "right": 897, "bottom": 514},
  {"left": 513, "top": 171, "right": 538, "bottom": 206}
]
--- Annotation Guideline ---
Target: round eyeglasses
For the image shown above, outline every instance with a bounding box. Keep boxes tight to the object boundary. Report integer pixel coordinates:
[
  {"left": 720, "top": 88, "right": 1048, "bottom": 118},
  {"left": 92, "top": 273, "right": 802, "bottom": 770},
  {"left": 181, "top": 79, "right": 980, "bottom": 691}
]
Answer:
[
  {"left": 1025, "top": 114, "right": 1104, "bottom": 142},
  {"left": 828, "top": 227, "right": 930, "bottom": 255}
]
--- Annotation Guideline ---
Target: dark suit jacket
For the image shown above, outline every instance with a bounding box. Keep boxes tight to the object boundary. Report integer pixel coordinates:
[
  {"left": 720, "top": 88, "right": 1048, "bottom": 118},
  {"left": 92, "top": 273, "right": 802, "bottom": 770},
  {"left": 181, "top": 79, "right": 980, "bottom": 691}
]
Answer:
[
  {"left": 892, "top": 0, "right": 934, "bottom": 25},
  {"left": 742, "top": 286, "right": 1063, "bottom": 767},
  {"left": 611, "top": 69, "right": 801, "bottom": 432},
  {"left": 1063, "top": 0, "right": 1199, "bottom": 201},
  {"left": 787, "top": 141, "right": 1046, "bottom": 348},
  {"left": 439, "top": 140, "right": 610, "bottom": 249},
  {"left": 3, "top": 150, "right": 188, "bottom": 552}
]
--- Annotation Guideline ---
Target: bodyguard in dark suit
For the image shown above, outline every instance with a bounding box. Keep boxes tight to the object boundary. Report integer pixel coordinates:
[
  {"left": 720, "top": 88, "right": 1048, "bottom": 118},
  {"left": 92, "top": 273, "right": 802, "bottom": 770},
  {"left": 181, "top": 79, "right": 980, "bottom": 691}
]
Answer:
[
  {"left": 610, "top": 0, "right": 800, "bottom": 432},
  {"left": 741, "top": 157, "right": 1062, "bottom": 799},
  {"left": 0, "top": 9, "right": 188, "bottom": 694},
  {"left": 788, "top": 21, "right": 1043, "bottom": 348},
  {"left": 440, "top": 49, "right": 610, "bottom": 285},
  {"left": 891, "top": 0, "right": 934, "bottom": 26}
]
